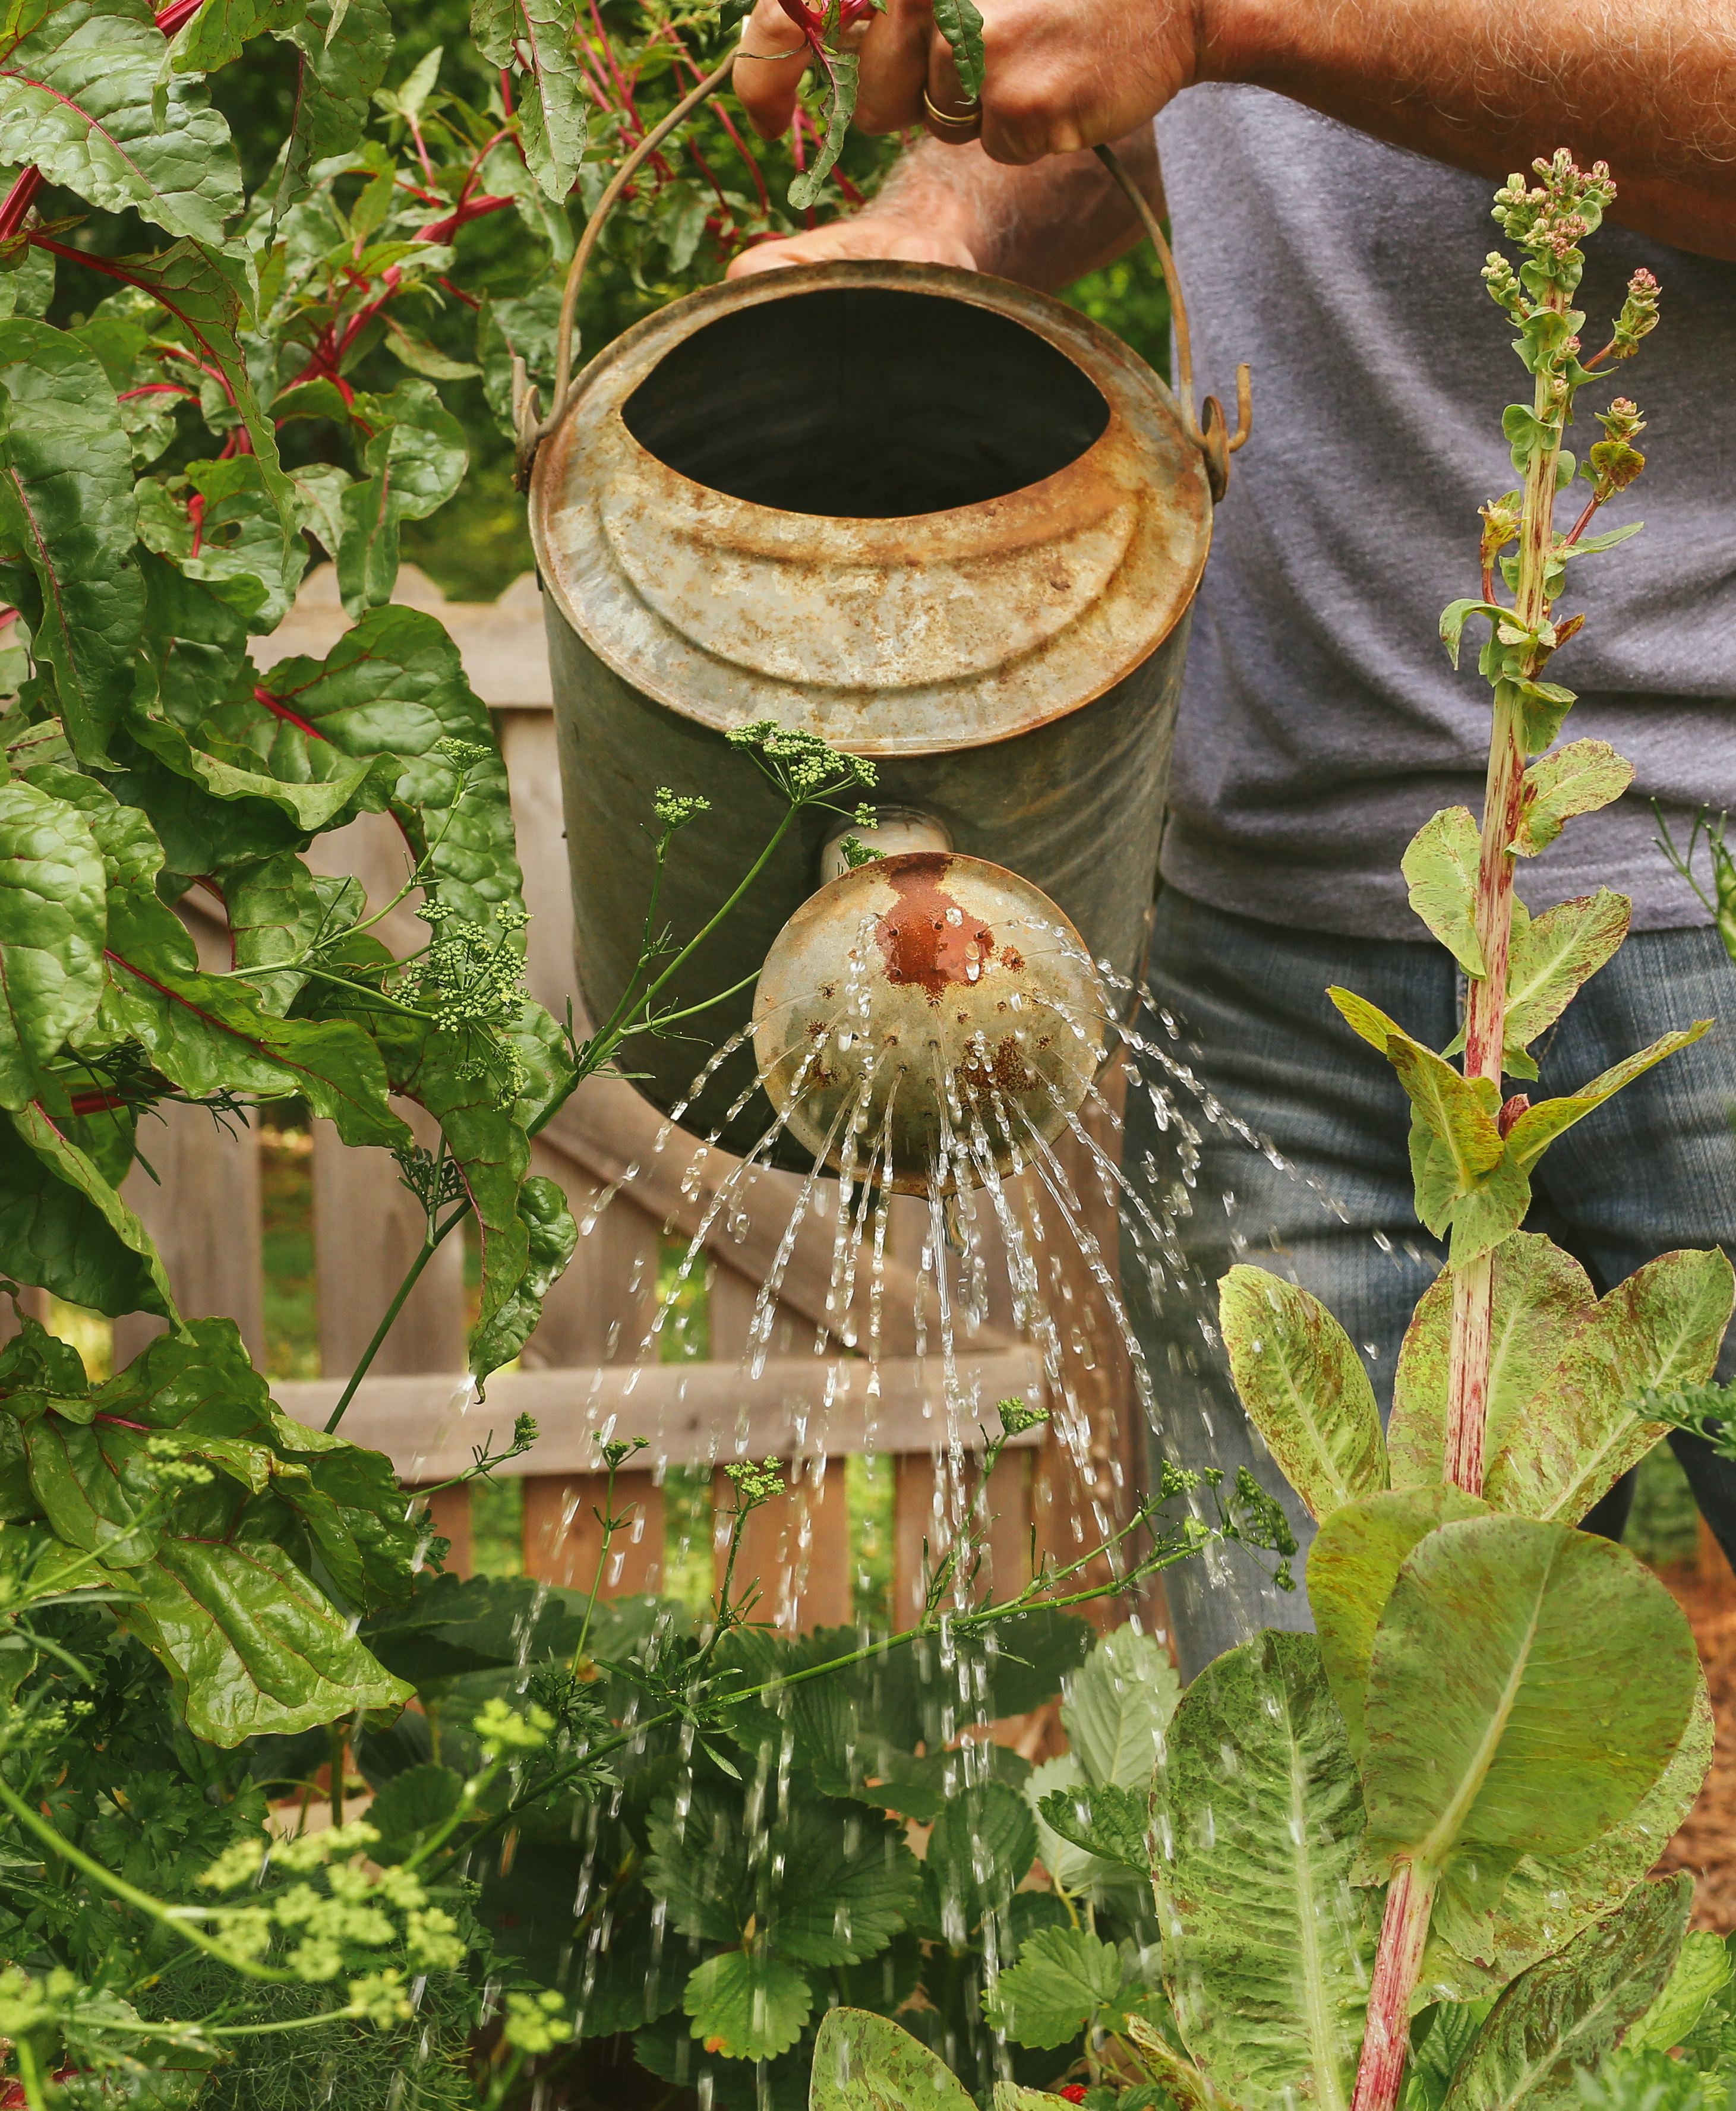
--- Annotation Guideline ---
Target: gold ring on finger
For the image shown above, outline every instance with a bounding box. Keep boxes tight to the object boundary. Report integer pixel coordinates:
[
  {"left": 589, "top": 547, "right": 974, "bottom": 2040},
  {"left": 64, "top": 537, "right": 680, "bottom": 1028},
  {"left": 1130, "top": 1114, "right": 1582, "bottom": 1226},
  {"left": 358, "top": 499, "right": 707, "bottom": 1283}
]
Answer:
[{"left": 921, "top": 89, "right": 983, "bottom": 140}]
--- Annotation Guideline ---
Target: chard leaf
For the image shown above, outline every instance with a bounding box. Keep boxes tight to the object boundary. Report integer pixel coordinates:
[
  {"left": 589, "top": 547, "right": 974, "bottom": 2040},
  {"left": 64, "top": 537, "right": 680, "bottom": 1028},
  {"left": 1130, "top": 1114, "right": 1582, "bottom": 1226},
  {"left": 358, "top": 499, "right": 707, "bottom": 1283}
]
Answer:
[
  {"left": 984, "top": 1926, "right": 1125, "bottom": 2050},
  {"left": 682, "top": 1950, "right": 812, "bottom": 2065},
  {"left": 1439, "top": 1873, "right": 1691, "bottom": 2111},
  {"left": 1361, "top": 1518, "right": 1697, "bottom": 1956},
  {"left": 809, "top": 2009, "right": 976, "bottom": 2111},
  {"left": 787, "top": 46, "right": 857, "bottom": 213},
  {"left": 931, "top": 0, "right": 986, "bottom": 99},
  {"left": 1511, "top": 741, "right": 1633, "bottom": 857},
  {"left": 271, "top": 0, "right": 392, "bottom": 219},
  {"left": 468, "top": 1172, "right": 576, "bottom": 1384},
  {"left": 1485, "top": 1247, "right": 1734, "bottom": 1523},
  {"left": 121, "top": 1533, "right": 412, "bottom": 1746},
  {"left": 134, "top": 455, "right": 305, "bottom": 632},
  {"left": 0, "top": 1098, "right": 175, "bottom": 1316},
  {"left": 1403, "top": 806, "right": 1486, "bottom": 975},
  {"left": 1505, "top": 1026, "right": 1711, "bottom": 1172},
  {"left": 0, "top": 781, "right": 106, "bottom": 1107},
  {"left": 1388, "top": 1235, "right": 1596, "bottom": 1488},
  {"left": 332, "top": 381, "right": 466, "bottom": 613},
  {"left": 1503, "top": 891, "right": 1630, "bottom": 1056},
  {"left": 0, "top": 318, "right": 143, "bottom": 765},
  {"left": 1153, "top": 1630, "right": 1377, "bottom": 2111},
  {"left": 1308, "top": 1485, "right": 1492, "bottom": 1761},
  {"left": 1219, "top": 1264, "right": 1388, "bottom": 1521},
  {"left": 0, "top": 0, "right": 241, "bottom": 242},
  {"left": 469, "top": 0, "right": 586, "bottom": 203},
  {"left": 59, "top": 239, "right": 296, "bottom": 524},
  {"left": 165, "top": 0, "right": 307, "bottom": 74}
]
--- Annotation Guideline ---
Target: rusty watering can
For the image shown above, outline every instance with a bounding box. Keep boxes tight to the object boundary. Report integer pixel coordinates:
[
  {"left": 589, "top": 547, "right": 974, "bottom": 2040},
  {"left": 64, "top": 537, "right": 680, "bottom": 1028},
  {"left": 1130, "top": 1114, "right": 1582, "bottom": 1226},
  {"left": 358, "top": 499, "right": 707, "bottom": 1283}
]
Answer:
[{"left": 517, "top": 65, "right": 1248, "bottom": 1184}]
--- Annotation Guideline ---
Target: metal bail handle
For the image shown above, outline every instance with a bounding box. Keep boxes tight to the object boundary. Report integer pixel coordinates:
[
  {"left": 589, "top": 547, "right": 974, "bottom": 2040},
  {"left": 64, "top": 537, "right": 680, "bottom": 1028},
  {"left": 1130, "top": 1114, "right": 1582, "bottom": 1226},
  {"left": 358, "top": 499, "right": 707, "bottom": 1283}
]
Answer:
[{"left": 512, "top": 61, "right": 1252, "bottom": 501}]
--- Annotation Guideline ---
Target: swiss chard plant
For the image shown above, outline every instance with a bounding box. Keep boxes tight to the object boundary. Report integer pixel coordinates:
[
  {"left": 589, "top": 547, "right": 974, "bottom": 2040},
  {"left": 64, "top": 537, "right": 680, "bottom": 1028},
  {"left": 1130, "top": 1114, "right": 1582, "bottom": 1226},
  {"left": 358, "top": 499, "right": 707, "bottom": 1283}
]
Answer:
[{"left": 810, "top": 150, "right": 1736, "bottom": 2111}]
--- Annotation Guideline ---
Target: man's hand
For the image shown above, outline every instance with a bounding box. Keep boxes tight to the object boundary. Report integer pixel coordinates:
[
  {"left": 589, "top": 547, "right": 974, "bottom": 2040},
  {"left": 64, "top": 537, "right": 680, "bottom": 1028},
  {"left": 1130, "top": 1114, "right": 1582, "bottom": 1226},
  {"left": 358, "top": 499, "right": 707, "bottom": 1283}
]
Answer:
[
  {"left": 728, "top": 217, "right": 979, "bottom": 279},
  {"left": 732, "top": 0, "right": 1200, "bottom": 165}
]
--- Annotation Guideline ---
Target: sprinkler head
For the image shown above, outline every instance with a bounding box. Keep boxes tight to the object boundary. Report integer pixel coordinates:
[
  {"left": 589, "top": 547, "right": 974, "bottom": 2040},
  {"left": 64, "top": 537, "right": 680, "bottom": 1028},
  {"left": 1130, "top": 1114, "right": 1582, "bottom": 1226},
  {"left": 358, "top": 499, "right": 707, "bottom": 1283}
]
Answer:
[{"left": 753, "top": 851, "right": 1107, "bottom": 1195}]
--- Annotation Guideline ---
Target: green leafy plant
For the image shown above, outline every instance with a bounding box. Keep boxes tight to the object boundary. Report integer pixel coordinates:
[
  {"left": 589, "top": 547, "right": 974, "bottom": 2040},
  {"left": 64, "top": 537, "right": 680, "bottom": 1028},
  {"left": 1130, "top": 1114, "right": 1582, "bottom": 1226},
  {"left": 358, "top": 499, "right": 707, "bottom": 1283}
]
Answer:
[{"left": 809, "top": 147, "right": 1736, "bottom": 2111}]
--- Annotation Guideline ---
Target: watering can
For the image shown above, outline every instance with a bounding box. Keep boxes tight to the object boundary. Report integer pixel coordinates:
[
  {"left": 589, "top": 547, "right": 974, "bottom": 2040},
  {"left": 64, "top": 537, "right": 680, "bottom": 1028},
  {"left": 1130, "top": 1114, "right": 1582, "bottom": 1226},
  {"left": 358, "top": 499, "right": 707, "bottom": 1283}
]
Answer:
[{"left": 518, "top": 64, "right": 1247, "bottom": 1187}]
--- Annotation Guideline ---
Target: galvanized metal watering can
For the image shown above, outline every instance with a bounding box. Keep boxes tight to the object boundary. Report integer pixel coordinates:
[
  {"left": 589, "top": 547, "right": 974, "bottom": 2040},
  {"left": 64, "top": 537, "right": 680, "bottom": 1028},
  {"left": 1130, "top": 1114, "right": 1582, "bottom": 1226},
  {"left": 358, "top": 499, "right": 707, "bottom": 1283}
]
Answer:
[{"left": 517, "top": 70, "right": 1248, "bottom": 1187}]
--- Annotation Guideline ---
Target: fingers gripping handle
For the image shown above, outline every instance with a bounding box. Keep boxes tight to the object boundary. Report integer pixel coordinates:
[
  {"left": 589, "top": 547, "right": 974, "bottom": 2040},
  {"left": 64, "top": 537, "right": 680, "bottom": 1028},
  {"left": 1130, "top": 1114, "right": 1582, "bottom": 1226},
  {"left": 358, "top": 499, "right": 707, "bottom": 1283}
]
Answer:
[{"left": 512, "top": 79, "right": 1253, "bottom": 504}]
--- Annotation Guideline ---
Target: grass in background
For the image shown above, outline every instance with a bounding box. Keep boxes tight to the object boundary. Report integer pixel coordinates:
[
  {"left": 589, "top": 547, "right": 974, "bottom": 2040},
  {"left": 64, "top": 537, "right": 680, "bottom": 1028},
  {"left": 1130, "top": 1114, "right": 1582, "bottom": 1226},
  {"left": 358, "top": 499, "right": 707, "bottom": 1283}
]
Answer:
[
  {"left": 258, "top": 1104, "right": 318, "bottom": 1381},
  {"left": 659, "top": 1238, "right": 716, "bottom": 1615},
  {"left": 848, "top": 1453, "right": 893, "bottom": 1630}
]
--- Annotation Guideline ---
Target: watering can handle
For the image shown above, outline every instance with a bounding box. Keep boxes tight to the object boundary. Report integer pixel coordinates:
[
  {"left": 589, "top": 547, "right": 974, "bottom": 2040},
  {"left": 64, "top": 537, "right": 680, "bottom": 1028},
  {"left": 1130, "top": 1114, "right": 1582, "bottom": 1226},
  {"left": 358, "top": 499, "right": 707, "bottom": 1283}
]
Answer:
[
  {"left": 1093, "top": 143, "right": 1251, "bottom": 504},
  {"left": 512, "top": 62, "right": 1251, "bottom": 501}
]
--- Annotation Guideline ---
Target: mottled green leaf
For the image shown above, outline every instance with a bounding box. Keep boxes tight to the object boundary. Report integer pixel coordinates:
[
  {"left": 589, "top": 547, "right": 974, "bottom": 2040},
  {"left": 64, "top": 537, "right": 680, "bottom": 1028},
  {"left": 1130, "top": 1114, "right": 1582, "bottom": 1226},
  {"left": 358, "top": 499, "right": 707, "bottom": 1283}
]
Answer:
[
  {"left": 1404, "top": 806, "right": 1486, "bottom": 975},
  {"left": 1062, "top": 1623, "right": 1181, "bottom": 1788},
  {"left": 333, "top": 379, "right": 466, "bottom": 614},
  {"left": 1485, "top": 1248, "right": 1734, "bottom": 1523},
  {"left": 1388, "top": 1236, "right": 1596, "bottom": 1490},
  {"left": 0, "top": 1098, "right": 175, "bottom": 1315},
  {"left": 1503, "top": 892, "right": 1630, "bottom": 1059},
  {"left": 0, "top": 318, "right": 143, "bottom": 764},
  {"left": 471, "top": 0, "right": 586, "bottom": 201},
  {"left": 683, "top": 1949, "right": 811, "bottom": 2065},
  {"left": 1511, "top": 741, "right": 1633, "bottom": 858},
  {"left": 809, "top": 2008, "right": 976, "bottom": 2111},
  {"left": 1440, "top": 1875, "right": 1691, "bottom": 2111},
  {"left": 0, "top": 0, "right": 241, "bottom": 242},
  {"left": 0, "top": 782, "right": 105, "bottom": 1107},
  {"left": 1219, "top": 1264, "right": 1388, "bottom": 1522},
  {"left": 984, "top": 1926, "right": 1124, "bottom": 2050},
  {"left": 1422, "top": 1680, "right": 1714, "bottom": 2007},
  {"left": 121, "top": 1534, "right": 412, "bottom": 1746},
  {"left": 469, "top": 1172, "right": 576, "bottom": 1384},
  {"left": 1153, "top": 1630, "right": 1377, "bottom": 2111},
  {"left": 1309, "top": 1485, "right": 1492, "bottom": 1761},
  {"left": 1362, "top": 1518, "right": 1697, "bottom": 1956},
  {"left": 1507, "top": 1027, "right": 1710, "bottom": 1173}
]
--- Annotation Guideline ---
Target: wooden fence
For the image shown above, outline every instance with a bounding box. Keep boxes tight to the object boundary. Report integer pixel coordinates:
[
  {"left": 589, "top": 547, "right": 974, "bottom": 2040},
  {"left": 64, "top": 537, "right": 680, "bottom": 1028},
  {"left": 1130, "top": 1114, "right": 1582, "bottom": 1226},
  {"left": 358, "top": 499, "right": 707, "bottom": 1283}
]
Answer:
[{"left": 110, "top": 566, "right": 1148, "bottom": 1632}]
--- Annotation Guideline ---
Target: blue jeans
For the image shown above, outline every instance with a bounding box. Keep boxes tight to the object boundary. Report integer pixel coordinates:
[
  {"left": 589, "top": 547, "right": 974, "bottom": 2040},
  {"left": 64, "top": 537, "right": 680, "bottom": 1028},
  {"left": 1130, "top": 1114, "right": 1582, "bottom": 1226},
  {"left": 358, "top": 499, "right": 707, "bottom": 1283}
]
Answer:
[{"left": 1123, "top": 889, "right": 1736, "bottom": 1684}]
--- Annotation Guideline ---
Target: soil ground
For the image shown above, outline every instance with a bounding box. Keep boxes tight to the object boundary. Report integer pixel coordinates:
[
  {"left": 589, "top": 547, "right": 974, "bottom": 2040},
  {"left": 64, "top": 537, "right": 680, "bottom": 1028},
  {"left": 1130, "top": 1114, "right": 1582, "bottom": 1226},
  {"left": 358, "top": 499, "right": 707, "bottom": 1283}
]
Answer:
[{"left": 1659, "top": 1523, "right": 1736, "bottom": 1929}]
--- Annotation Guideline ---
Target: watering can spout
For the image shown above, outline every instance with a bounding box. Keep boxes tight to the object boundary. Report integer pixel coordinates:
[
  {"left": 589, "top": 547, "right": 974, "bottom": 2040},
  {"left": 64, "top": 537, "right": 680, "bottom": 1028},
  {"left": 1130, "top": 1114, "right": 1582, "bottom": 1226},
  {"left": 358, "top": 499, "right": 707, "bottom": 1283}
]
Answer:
[{"left": 753, "top": 848, "right": 1106, "bottom": 1195}]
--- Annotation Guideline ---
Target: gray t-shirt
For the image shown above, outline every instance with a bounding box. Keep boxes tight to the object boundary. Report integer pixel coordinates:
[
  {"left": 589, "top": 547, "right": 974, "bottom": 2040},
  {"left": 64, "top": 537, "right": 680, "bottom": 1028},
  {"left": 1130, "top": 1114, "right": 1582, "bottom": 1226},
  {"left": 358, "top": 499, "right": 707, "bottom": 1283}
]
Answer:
[{"left": 1154, "top": 87, "right": 1736, "bottom": 938}]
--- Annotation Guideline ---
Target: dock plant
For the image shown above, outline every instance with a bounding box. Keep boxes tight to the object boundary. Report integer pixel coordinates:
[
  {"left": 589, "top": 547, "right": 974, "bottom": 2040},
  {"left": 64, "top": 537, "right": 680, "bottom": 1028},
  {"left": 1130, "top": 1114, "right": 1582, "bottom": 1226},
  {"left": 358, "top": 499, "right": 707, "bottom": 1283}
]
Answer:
[{"left": 810, "top": 150, "right": 1736, "bottom": 2111}]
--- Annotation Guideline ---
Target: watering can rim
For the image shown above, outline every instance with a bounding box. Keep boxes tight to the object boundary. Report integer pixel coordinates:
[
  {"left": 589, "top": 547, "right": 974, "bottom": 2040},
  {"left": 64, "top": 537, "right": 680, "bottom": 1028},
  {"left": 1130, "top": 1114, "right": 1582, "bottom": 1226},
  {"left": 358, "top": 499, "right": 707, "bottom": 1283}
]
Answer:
[{"left": 528, "top": 257, "right": 1213, "bottom": 761}]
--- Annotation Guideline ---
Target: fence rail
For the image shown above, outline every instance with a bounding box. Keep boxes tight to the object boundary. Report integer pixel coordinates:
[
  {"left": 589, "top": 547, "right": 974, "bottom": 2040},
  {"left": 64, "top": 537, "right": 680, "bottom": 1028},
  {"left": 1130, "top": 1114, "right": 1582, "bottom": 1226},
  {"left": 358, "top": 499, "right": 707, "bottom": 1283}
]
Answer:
[{"left": 111, "top": 566, "right": 1146, "bottom": 1633}]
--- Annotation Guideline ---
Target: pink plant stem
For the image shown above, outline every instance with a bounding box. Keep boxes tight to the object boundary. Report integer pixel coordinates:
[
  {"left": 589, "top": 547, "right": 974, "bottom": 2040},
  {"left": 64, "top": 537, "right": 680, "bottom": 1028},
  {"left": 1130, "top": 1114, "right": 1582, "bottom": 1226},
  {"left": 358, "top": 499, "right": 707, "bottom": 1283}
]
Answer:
[
  {"left": 1442, "top": 287, "right": 1567, "bottom": 1500},
  {"left": 1352, "top": 1863, "right": 1440, "bottom": 2111}
]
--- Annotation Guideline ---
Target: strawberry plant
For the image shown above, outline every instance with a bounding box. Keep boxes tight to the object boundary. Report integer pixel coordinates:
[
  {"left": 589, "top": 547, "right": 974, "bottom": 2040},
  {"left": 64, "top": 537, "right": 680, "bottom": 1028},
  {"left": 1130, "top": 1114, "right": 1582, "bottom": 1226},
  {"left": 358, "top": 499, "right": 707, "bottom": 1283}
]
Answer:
[{"left": 809, "top": 149, "right": 1736, "bottom": 2111}]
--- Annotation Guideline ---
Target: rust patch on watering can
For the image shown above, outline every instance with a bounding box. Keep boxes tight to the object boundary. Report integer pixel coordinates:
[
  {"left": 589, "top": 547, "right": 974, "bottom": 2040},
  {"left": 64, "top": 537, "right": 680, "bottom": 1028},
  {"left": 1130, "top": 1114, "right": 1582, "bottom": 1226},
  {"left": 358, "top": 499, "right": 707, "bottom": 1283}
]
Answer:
[{"left": 874, "top": 853, "right": 996, "bottom": 1004}]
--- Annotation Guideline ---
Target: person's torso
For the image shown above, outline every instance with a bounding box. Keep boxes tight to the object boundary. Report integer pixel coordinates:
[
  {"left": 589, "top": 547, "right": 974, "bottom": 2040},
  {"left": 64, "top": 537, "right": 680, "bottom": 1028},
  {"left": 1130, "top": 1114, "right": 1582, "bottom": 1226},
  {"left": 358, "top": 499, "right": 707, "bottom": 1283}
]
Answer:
[{"left": 1153, "top": 86, "right": 1736, "bottom": 938}]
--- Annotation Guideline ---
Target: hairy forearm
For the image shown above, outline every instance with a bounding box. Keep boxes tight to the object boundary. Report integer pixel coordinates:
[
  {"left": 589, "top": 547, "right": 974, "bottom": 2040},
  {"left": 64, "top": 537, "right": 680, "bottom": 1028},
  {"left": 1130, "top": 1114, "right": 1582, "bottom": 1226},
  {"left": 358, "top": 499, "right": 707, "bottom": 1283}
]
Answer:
[
  {"left": 867, "top": 128, "right": 1160, "bottom": 289},
  {"left": 1208, "top": 0, "right": 1736, "bottom": 255}
]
